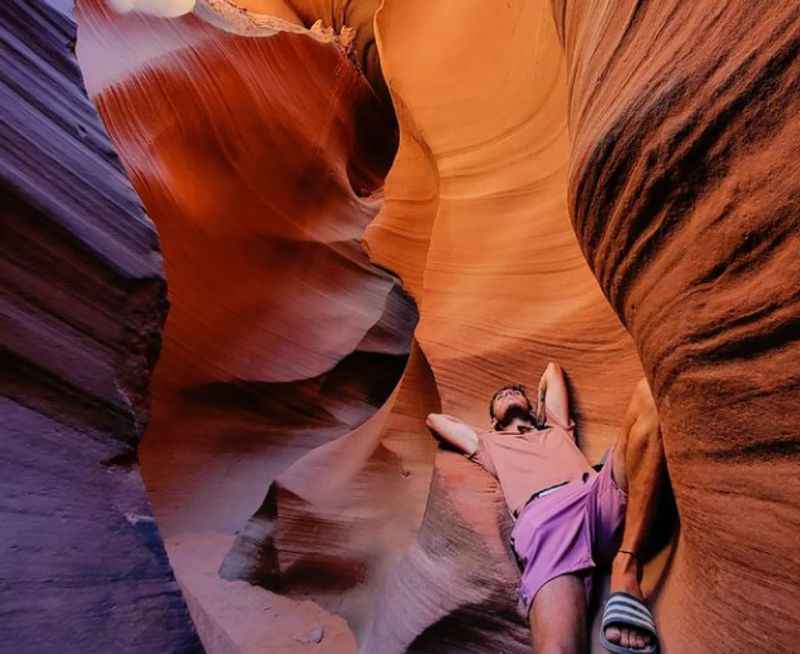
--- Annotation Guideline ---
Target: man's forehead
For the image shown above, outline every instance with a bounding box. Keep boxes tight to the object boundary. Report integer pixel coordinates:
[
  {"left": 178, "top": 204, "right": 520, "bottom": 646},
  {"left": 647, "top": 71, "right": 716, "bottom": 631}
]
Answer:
[{"left": 493, "top": 385, "right": 527, "bottom": 397}]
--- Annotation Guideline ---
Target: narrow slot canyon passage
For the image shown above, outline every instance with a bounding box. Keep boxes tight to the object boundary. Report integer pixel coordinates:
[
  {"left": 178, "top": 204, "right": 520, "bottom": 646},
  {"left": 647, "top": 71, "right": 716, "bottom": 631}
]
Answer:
[
  {"left": 73, "top": 1, "right": 652, "bottom": 651},
  {"left": 3, "top": 1, "right": 798, "bottom": 653}
]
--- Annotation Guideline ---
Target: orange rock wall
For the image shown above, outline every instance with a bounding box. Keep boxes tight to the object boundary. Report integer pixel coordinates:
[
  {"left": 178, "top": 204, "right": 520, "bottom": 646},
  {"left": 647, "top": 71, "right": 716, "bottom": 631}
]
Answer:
[
  {"left": 225, "top": 1, "right": 648, "bottom": 651},
  {"left": 74, "top": 0, "right": 800, "bottom": 652},
  {"left": 369, "top": 0, "right": 643, "bottom": 456}
]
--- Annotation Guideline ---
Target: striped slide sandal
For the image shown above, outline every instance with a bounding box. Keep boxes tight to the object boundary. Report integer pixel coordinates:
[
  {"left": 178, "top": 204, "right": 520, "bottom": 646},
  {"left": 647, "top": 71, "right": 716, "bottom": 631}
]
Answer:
[{"left": 600, "top": 592, "right": 659, "bottom": 654}]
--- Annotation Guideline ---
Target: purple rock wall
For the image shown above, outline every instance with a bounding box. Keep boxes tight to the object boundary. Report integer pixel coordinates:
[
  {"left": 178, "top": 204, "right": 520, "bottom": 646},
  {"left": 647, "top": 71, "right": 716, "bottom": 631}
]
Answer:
[{"left": 0, "top": 2, "right": 202, "bottom": 651}]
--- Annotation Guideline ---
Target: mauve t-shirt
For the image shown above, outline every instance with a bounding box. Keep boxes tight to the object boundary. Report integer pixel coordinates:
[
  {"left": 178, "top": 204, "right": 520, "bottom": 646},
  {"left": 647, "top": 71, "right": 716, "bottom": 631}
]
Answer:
[{"left": 468, "top": 411, "right": 592, "bottom": 517}]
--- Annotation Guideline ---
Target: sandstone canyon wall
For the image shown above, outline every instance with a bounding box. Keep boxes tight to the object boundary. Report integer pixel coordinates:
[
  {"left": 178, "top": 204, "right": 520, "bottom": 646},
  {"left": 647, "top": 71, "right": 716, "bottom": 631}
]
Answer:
[
  {"left": 75, "top": 0, "right": 417, "bottom": 650},
  {"left": 556, "top": 1, "right": 800, "bottom": 651},
  {"left": 4, "top": 0, "right": 799, "bottom": 652},
  {"left": 75, "top": 0, "right": 651, "bottom": 651},
  {"left": 0, "top": 2, "right": 202, "bottom": 652}
]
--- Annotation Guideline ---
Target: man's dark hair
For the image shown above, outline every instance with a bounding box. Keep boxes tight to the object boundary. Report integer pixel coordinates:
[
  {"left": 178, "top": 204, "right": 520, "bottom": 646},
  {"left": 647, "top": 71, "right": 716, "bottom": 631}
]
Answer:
[{"left": 489, "top": 383, "right": 532, "bottom": 419}]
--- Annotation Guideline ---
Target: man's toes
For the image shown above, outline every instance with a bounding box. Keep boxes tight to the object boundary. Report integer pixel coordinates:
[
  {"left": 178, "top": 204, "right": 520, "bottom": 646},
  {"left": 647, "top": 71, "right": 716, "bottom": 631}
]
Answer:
[
  {"left": 607, "top": 625, "right": 656, "bottom": 650},
  {"left": 605, "top": 626, "right": 621, "bottom": 644},
  {"left": 633, "top": 630, "right": 654, "bottom": 650}
]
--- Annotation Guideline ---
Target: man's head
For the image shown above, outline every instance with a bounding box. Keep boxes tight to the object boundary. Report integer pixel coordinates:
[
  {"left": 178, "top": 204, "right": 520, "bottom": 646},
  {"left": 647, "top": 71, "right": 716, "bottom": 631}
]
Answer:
[{"left": 489, "top": 384, "right": 534, "bottom": 430}]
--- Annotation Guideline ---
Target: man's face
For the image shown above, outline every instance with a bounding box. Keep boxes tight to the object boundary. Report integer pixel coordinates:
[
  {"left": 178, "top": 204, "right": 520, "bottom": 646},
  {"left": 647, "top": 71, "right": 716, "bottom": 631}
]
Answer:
[{"left": 491, "top": 387, "right": 531, "bottom": 425}]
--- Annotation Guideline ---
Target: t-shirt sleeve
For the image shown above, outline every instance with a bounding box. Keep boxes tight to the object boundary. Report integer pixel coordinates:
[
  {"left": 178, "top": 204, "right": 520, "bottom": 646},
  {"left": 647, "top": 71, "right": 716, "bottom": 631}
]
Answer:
[{"left": 466, "top": 432, "right": 497, "bottom": 477}]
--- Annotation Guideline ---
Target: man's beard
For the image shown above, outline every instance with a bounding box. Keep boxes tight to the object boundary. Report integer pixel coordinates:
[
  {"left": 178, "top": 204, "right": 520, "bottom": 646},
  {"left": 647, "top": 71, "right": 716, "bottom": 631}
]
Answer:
[{"left": 496, "top": 403, "right": 534, "bottom": 429}]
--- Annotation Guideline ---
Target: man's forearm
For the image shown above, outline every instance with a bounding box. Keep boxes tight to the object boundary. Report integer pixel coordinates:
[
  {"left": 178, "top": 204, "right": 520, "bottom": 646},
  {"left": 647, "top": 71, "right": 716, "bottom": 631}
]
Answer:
[
  {"left": 537, "top": 361, "right": 569, "bottom": 426},
  {"left": 425, "top": 413, "right": 478, "bottom": 455}
]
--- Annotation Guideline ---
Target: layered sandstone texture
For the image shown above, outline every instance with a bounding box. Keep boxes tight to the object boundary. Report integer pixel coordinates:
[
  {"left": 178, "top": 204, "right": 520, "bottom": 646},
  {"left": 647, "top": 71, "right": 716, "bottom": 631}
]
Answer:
[
  {"left": 0, "top": 2, "right": 202, "bottom": 652},
  {"left": 5, "top": 0, "right": 799, "bottom": 652},
  {"left": 76, "top": 0, "right": 647, "bottom": 652},
  {"left": 556, "top": 1, "right": 800, "bottom": 651},
  {"left": 75, "top": 0, "right": 415, "bottom": 650}
]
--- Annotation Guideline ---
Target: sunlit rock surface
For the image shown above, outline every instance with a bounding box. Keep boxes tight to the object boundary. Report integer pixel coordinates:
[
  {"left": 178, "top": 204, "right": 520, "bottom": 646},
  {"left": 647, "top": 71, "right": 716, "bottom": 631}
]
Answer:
[
  {"left": 0, "top": 2, "right": 201, "bottom": 652},
  {"left": 6, "top": 0, "right": 798, "bottom": 651},
  {"left": 78, "top": 0, "right": 645, "bottom": 651},
  {"left": 75, "top": 0, "right": 415, "bottom": 650},
  {"left": 221, "top": 2, "right": 646, "bottom": 653}
]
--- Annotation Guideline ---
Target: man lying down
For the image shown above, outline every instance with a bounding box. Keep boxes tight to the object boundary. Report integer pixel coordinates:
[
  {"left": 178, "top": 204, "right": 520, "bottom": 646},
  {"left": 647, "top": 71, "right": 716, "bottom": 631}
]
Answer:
[{"left": 426, "top": 362, "right": 666, "bottom": 654}]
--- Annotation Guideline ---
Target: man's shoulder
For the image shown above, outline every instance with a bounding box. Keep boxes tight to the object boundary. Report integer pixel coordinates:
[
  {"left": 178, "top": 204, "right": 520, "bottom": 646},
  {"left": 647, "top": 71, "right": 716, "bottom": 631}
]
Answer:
[
  {"left": 473, "top": 428, "right": 515, "bottom": 451},
  {"left": 543, "top": 412, "right": 576, "bottom": 432}
]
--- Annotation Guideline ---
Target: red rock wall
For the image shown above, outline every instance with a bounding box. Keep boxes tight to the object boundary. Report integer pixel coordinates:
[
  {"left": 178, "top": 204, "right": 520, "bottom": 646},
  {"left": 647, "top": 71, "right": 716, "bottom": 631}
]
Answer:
[
  {"left": 73, "top": 0, "right": 650, "bottom": 651},
  {"left": 75, "top": 1, "right": 417, "bottom": 649},
  {"left": 557, "top": 1, "right": 800, "bottom": 651},
  {"left": 48, "top": 0, "right": 800, "bottom": 652},
  {"left": 0, "top": 2, "right": 202, "bottom": 652}
]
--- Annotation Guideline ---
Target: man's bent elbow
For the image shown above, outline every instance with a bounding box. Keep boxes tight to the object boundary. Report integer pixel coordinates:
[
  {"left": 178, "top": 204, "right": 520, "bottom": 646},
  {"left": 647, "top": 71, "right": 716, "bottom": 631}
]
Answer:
[
  {"left": 425, "top": 412, "right": 439, "bottom": 429},
  {"left": 425, "top": 413, "right": 447, "bottom": 441}
]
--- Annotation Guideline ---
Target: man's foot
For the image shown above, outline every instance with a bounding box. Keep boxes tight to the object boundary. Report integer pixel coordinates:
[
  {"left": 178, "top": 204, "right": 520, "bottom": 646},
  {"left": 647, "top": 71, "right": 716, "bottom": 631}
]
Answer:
[{"left": 604, "top": 552, "right": 655, "bottom": 651}]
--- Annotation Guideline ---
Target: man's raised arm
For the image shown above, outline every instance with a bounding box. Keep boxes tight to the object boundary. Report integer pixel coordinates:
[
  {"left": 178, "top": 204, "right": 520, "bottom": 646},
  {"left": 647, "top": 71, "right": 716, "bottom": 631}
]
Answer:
[
  {"left": 536, "top": 361, "right": 571, "bottom": 428},
  {"left": 425, "top": 413, "right": 479, "bottom": 456}
]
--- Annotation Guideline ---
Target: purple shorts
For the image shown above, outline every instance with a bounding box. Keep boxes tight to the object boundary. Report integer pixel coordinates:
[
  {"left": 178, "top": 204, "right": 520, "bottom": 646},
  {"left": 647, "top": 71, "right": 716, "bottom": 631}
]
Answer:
[{"left": 510, "top": 450, "right": 627, "bottom": 615}]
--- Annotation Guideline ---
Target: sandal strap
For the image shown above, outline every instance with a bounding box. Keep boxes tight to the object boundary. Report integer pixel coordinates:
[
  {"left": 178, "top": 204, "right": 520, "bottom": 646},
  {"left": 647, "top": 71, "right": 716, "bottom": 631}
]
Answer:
[{"left": 602, "top": 592, "right": 657, "bottom": 638}]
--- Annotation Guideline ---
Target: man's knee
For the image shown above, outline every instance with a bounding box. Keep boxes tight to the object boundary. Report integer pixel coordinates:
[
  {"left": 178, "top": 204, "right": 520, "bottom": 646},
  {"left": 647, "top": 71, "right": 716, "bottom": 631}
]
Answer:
[
  {"left": 631, "top": 379, "right": 659, "bottom": 430},
  {"left": 628, "top": 412, "right": 662, "bottom": 460},
  {"left": 529, "top": 576, "right": 586, "bottom": 654},
  {"left": 613, "top": 379, "right": 661, "bottom": 490}
]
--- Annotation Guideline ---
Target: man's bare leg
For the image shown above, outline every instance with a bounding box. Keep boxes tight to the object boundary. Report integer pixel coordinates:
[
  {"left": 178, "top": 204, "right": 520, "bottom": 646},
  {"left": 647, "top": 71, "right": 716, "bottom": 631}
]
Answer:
[
  {"left": 529, "top": 575, "right": 587, "bottom": 654},
  {"left": 606, "top": 378, "right": 666, "bottom": 650}
]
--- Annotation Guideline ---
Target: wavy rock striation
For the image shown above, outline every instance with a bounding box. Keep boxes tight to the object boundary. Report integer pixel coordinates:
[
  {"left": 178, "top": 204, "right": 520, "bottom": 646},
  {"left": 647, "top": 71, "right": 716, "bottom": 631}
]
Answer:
[
  {"left": 223, "top": 1, "right": 645, "bottom": 652},
  {"left": 50, "top": 0, "right": 800, "bottom": 652},
  {"left": 76, "top": 0, "right": 415, "bottom": 650},
  {"left": 557, "top": 1, "right": 800, "bottom": 651},
  {"left": 0, "top": 2, "right": 201, "bottom": 652}
]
